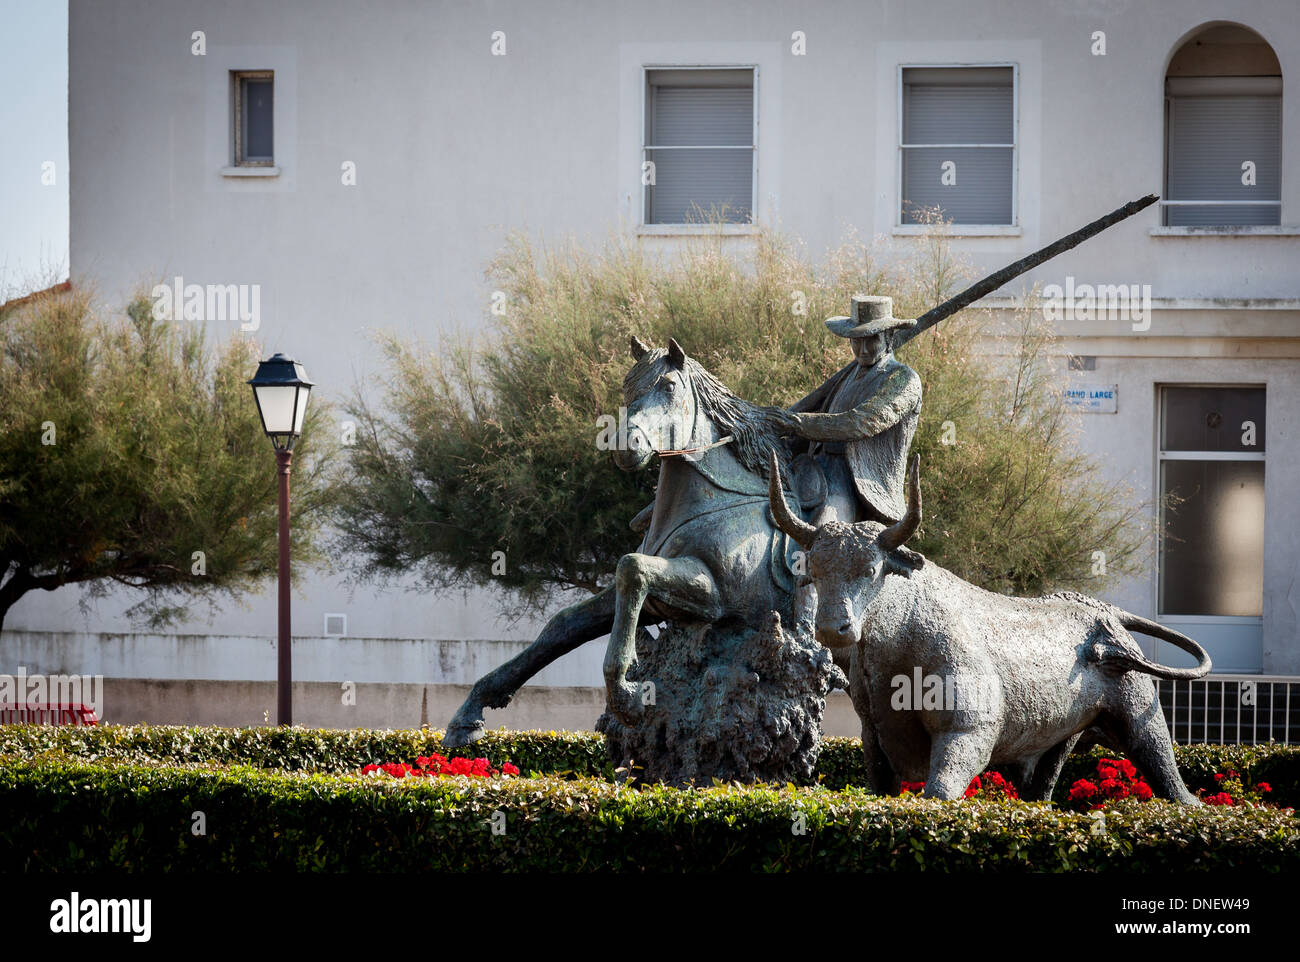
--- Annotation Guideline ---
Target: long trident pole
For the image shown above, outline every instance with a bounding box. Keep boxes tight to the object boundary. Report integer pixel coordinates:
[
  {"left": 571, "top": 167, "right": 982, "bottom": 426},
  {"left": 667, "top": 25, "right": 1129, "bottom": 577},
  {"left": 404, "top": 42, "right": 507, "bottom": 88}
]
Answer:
[{"left": 891, "top": 193, "right": 1159, "bottom": 350}]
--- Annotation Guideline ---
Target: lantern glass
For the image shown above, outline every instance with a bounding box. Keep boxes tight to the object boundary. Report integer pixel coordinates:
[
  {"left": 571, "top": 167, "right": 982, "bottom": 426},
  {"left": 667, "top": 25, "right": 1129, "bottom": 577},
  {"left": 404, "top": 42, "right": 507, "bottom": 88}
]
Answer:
[
  {"left": 292, "top": 384, "right": 309, "bottom": 434},
  {"left": 253, "top": 384, "right": 301, "bottom": 437}
]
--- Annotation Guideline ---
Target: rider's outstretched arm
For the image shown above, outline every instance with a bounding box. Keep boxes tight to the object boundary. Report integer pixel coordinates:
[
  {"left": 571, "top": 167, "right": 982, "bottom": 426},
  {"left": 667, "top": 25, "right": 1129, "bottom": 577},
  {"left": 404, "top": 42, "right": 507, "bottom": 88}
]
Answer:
[{"left": 790, "top": 366, "right": 921, "bottom": 441}]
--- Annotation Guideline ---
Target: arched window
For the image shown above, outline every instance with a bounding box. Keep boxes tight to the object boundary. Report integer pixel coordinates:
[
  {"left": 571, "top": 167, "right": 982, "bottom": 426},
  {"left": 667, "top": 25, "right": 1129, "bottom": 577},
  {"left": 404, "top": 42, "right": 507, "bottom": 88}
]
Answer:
[{"left": 1164, "top": 23, "right": 1281, "bottom": 226}]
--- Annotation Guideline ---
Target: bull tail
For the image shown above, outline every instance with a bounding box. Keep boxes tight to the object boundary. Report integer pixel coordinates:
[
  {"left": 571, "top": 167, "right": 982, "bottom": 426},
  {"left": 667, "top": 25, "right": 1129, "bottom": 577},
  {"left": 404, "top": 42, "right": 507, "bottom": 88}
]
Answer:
[{"left": 1100, "top": 612, "right": 1212, "bottom": 681}]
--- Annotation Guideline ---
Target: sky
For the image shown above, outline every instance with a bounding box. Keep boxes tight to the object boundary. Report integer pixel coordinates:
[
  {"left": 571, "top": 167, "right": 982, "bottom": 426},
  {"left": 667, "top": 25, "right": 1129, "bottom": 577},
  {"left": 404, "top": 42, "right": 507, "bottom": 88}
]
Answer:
[{"left": 0, "top": 0, "right": 69, "bottom": 300}]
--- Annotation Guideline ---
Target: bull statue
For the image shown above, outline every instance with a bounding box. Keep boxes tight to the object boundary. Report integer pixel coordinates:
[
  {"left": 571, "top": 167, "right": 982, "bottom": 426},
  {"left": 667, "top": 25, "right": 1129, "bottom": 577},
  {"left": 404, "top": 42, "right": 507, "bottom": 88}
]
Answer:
[{"left": 767, "top": 451, "right": 1212, "bottom": 804}]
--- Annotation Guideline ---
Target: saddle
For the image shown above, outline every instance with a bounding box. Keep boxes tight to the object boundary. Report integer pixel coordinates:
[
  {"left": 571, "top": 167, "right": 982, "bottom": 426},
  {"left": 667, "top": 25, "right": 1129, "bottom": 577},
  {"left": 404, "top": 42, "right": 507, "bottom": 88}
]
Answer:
[{"left": 786, "top": 452, "right": 828, "bottom": 517}]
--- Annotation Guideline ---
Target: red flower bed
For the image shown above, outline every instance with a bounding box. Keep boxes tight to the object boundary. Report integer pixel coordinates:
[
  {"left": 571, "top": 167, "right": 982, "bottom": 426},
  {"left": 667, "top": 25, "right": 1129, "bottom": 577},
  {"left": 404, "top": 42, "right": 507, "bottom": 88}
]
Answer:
[
  {"left": 899, "top": 771, "right": 1019, "bottom": 800},
  {"left": 361, "top": 754, "right": 520, "bottom": 779},
  {"left": 1066, "top": 757, "right": 1152, "bottom": 810},
  {"left": 1067, "top": 758, "right": 1280, "bottom": 810},
  {"left": 1199, "top": 769, "right": 1273, "bottom": 807}
]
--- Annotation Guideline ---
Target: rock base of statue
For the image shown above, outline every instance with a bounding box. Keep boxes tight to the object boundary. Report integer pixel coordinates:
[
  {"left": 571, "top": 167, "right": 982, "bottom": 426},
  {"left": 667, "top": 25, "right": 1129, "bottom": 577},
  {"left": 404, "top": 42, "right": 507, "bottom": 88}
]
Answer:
[{"left": 596, "top": 611, "right": 846, "bottom": 786}]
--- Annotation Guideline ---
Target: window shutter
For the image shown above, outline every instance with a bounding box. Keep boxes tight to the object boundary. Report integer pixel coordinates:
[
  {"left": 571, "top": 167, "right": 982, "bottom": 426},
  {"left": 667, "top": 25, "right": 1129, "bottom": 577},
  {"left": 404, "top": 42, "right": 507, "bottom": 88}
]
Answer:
[
  {"left": 646, "top": 75, "right": 753, "bottom": 224},
  {"left": 904, "top": 68, "right": 1013, "bottom": 224},
  {"left": 1165, "top": 79, "right": 1281, "bottom": 226},
  {"left": 901, "top": 68, "right": 1013, "bottom": 225},
  {"left": 903, "top": 83, "right": 1014, "bottom": 144}
]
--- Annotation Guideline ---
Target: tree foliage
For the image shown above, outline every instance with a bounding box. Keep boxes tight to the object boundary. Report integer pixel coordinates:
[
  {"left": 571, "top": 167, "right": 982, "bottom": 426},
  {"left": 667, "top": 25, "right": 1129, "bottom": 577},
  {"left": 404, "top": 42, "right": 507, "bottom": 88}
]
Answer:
[
  {"left": 0, "top": 286, "right": 334, "bottom": 631},
  {"left": 336, "top": 226, "right": 1148, "bottom": 617}
]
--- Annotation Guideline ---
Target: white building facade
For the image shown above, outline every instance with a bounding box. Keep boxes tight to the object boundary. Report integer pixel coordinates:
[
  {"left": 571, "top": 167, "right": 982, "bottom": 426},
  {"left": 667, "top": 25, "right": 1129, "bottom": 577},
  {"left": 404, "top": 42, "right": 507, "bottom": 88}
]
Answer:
[{"left": 6, "top": 0, "right": 1300, "bottom": 729}]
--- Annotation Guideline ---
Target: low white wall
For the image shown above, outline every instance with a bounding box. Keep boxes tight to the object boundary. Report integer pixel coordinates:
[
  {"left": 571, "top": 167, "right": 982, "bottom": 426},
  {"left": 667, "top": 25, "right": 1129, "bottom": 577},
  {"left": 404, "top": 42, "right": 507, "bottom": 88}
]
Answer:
[
  {"left": 0, "top": 629, "right": 866, "bottom": 736},
  {"left": 0, "top": 630, "right": 604, "bottom": 686},
  {"left": 2, "top": 677, "right": 864, "bottom": 736}
]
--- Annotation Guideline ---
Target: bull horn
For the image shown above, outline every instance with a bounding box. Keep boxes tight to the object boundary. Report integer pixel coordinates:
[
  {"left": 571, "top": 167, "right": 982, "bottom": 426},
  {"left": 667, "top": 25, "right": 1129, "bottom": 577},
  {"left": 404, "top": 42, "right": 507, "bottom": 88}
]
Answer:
[
  {"left": 630, "top": 335, "right": 651, "bottom": 360},
  {"left": 878, "top": 454, "right": 921, "bottom": 551},
  {"left": 768, "top": 450, "right": 818, "bottom": 550}
]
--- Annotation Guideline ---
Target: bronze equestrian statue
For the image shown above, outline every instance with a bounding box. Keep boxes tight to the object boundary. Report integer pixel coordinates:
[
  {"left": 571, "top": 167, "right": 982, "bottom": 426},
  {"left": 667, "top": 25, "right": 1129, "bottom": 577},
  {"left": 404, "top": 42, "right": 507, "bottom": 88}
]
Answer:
[{"left": 443, "top": 195, "right": 1162, "bottom": 753}]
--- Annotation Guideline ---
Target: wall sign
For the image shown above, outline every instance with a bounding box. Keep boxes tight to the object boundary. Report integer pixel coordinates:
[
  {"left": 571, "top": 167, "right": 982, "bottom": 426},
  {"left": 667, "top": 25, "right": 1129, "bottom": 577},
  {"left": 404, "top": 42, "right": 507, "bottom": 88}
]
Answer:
[{"left": 1064, "top": 384, "right": 1118, "bottom": 413}]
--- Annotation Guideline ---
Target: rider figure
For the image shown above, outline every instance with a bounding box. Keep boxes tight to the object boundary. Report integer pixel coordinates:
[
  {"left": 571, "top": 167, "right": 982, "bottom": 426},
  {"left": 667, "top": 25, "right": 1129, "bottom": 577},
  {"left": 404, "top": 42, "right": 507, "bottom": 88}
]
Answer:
[
  {"left": 786, "top": 295, "right": 922, "bottom": 527},
  {"left": 631, "top": 294, "right": 921, "bottom": 533}
]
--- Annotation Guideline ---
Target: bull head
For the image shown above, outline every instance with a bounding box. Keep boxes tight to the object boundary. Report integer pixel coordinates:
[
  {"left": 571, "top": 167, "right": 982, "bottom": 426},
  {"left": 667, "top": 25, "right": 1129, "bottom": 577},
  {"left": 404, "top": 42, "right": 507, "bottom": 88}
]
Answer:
[{"left": 768, "top": 451, "right": 922, "bottom": 649}]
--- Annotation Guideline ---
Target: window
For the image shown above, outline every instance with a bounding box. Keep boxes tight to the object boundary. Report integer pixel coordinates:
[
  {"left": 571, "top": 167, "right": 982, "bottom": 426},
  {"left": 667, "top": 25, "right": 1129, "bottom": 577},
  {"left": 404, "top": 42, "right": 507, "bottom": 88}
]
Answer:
[
  {"left": 233, "top": 71, "right": 274, "bottom": 166},
  {"left": 1158, "top": 387, "right": 1265, "bottom": 617},
  {"left": 1163, "top": 25, "right": 1282, "bottom": 226},
  {"left": 899, "top": 66, "right": 1015, "bottom": 226},
  {"left": 644, "top": 68, "right": 754, "bottom": 225},
  {"left": 1165, "top": 78, "right": 1281, "bottom": 225}
]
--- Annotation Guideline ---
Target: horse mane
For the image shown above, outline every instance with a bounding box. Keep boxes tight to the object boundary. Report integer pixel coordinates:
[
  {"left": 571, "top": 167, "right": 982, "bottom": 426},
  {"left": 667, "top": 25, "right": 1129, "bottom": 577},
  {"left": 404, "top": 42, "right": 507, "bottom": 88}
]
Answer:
[{"left": 622, "top": 349, "right": 791, "bottom": 478}]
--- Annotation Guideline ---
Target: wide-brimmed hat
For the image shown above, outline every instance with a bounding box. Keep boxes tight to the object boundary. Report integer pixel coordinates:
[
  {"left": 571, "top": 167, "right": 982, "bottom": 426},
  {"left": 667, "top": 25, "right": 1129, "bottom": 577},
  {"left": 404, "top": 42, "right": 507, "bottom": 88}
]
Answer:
[{"left": 825, "top": 295, "right": 917, "bottom": 338}]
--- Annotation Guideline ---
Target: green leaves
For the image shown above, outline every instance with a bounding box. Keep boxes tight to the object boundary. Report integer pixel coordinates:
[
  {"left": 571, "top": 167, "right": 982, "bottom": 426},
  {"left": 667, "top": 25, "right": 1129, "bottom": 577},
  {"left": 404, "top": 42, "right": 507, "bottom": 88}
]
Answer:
[
  {"left": 0, "top": 287, "right": 336, "bottom": 629},
  {"left": 336, "top": 225, "right": 1145, "bottom": 618},
  {"left": 4, "top": 724, "right": 1298, "bottom": 811},
  {"left": 2, "top": 754, "right": 1295, "bottom": 872},
  {"left": 0, "top": 724, "right": 617, "bottom": 781}
]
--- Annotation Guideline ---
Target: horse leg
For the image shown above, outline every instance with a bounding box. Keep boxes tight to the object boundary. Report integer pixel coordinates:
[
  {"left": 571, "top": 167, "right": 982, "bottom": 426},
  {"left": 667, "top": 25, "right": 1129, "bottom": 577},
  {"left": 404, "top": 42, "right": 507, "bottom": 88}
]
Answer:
[
  {"left": 605, "top": 553, "right": 722, "bottom": 724},
  {"left": 443, "top": 586, "right": 617, "bottom": 747}
]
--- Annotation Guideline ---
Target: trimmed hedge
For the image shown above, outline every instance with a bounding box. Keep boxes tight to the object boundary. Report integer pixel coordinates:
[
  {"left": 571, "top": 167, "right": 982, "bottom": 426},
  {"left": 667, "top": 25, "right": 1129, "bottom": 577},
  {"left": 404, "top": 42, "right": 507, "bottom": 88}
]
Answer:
[
  {"left": 2, "top": 758, "right": 1296, "bottom": 872},
  {"left": 0, "top": 724, "right": 614, "bottom": 780},
  {"left": 2, "top": 725, "right": 1298, "bottom": 805}
]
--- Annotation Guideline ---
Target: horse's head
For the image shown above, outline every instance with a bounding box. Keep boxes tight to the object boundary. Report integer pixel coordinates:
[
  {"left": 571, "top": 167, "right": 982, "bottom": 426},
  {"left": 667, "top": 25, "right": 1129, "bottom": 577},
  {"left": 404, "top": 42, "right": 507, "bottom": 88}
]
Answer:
[{"left": 613, "top": 336, "right": 701, "bottom": 472}]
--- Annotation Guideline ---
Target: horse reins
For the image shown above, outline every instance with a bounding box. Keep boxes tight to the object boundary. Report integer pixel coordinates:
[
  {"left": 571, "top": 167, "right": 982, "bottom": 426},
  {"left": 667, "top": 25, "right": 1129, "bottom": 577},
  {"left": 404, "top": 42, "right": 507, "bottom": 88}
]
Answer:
[{"left": 658, "top": 435, "right": 734, "bottom": 458}]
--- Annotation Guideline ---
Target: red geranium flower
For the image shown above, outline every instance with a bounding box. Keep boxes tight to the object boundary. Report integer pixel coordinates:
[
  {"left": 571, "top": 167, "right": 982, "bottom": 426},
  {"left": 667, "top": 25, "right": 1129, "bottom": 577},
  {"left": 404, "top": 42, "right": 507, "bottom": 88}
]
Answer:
[
  {"left": 360, "top": 753, "right": 520, "bottom": 780},
  {"left": 1067, "top": 758, "right": 1154, "bottom": 811},
  {"left": 1069, "top": 779, "right": 1098, "bottom": 801}
]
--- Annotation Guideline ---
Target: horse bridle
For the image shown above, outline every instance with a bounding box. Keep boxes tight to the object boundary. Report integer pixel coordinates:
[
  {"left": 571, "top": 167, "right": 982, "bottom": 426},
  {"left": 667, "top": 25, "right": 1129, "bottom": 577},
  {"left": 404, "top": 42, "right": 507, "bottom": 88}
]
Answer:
[{"left": 652, "top": 368, "right": 734, "bottom": 459}]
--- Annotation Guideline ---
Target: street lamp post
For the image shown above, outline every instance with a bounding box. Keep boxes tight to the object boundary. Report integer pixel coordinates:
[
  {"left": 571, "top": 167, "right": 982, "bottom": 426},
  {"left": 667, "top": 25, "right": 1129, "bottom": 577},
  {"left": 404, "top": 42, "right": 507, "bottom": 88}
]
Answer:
[{"left": 247, "top": 353, "right": 314, "bottom": 727}]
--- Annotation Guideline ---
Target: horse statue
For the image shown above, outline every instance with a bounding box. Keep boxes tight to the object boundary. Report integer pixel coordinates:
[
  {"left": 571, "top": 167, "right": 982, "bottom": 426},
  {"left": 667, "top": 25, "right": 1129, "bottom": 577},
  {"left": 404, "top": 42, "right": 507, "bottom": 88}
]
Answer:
[
  {"left": 444, "top": 195, "right": 1164, "bottom": 785},
  {"left": 444, "top": 335, "right": 819, "bottom": 748}
]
